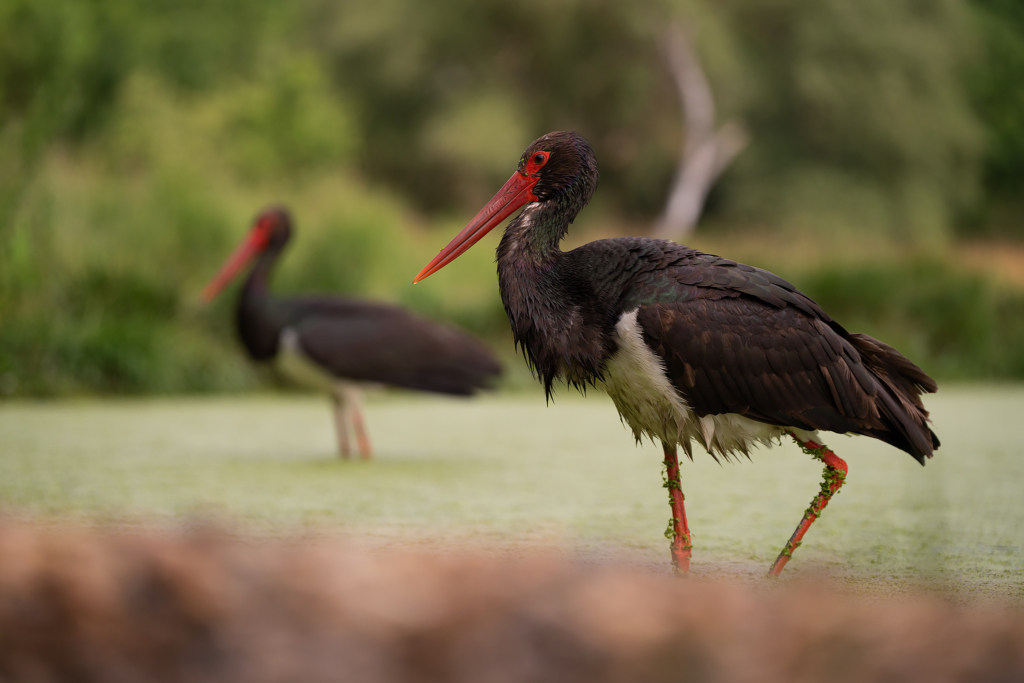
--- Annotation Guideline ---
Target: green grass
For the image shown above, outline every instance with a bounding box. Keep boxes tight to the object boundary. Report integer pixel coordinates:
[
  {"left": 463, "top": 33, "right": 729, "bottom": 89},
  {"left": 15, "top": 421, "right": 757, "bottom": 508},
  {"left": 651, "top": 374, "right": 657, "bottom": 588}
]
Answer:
[{"left": 1, "top": 387, "right": 1022, "bottom": 599}]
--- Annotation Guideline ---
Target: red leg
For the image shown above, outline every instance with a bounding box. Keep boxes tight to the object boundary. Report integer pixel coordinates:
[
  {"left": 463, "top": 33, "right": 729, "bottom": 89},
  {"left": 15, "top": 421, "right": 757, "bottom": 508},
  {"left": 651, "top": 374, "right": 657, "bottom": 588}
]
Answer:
[
  {"left": 332, "top": 394, "right": 351, "bottom": 459},
  {"left": 768, "top": 431, "right": 848, "bottom": 577},
  {"left": 350, "top": 398, "right": 373, "bottom": 460},
  {"left": 662, "top": 443, "right": 692, "bottom": 573}
]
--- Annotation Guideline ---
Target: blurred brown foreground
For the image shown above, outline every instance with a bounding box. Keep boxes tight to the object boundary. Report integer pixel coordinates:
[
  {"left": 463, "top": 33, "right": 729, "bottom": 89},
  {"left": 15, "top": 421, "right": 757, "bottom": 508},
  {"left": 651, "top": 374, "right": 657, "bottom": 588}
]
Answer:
[{"left": 1, "top": 523, "right": 1022, "bottom": 683}]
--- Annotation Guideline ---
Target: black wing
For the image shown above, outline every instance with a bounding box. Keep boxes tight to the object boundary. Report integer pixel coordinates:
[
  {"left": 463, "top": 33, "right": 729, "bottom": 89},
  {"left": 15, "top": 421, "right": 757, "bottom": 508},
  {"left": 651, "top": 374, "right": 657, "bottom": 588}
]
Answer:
[
  {"left": 288, "top": 302, "right": 502, "bottom": 395},
  {"left": 640, "top": 295, "right": 938, "bottom": 463},
  {"left": 572, "top": 239, "right": 938, "bottom": 462}
]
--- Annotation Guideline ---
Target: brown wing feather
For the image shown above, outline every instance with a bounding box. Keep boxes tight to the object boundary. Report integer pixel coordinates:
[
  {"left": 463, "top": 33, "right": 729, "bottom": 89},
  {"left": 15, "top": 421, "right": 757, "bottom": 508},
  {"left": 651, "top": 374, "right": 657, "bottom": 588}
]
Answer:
[
  {"left": 295, "top": 311, "right": 502, "bottom": 396},
  {"left": 636, "top": 295, "right": 938, "bottom": 462}
]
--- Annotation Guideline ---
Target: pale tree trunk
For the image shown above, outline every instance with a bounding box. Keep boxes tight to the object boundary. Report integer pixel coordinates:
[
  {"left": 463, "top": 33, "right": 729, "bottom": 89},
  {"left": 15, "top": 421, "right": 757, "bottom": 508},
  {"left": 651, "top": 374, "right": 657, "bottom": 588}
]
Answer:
[{"left": 652, "top": 24, "right": 749, "bottom": 241}]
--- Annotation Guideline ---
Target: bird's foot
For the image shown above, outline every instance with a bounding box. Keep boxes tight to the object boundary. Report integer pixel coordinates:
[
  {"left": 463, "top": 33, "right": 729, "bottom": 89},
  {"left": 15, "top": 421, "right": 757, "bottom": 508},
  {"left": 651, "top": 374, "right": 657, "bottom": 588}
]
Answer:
[
  {"left": 668, "top": 526, "right": 693, "bottom": 574},
  {"left": 768, "top": 432, "right": 848, "bottom": 577}
]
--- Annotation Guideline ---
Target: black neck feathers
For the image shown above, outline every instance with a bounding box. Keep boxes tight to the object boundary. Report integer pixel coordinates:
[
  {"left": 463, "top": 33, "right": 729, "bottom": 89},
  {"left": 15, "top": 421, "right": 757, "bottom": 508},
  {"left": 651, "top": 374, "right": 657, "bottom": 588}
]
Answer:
[{"left": 236, "top": 240, "right": 288, "bottom": 361}]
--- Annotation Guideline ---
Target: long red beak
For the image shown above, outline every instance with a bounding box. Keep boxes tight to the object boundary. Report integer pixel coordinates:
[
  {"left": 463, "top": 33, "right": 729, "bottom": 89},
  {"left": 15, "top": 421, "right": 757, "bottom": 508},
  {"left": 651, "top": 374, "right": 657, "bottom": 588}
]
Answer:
[
  {"left": 201, "top": 228, "right": 269, "bottom": 302},
  {"left": 413, "top": 170, "right": 539, "bottom": 283}
]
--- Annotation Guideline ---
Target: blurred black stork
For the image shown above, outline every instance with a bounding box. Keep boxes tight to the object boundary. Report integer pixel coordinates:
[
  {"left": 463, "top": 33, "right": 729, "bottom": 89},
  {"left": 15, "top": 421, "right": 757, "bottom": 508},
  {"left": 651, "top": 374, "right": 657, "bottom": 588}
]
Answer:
[
  {"left": 414, "top": 131, "right": 939, "bottom": 575},
  {"left": 204, "top": 207, "right": 503, "bottom": 459}
]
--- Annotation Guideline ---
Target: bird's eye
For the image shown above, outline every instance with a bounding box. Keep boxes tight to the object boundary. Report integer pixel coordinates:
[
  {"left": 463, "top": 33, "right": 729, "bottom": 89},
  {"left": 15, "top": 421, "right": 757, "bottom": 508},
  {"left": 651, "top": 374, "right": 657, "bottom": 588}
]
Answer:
[{"left": 524, "top": 150, "right": 550, "bottom": 174}]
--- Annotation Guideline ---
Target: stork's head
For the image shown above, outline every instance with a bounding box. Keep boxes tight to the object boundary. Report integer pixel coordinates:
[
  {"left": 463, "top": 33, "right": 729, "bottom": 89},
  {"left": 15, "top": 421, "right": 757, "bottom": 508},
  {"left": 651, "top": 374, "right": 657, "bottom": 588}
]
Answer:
[
  {"left": 414, "top": 131, "right": 598, "bottom": 283},
  {"left": 202, "top": 206, "right": 292, "bottom": 302}
]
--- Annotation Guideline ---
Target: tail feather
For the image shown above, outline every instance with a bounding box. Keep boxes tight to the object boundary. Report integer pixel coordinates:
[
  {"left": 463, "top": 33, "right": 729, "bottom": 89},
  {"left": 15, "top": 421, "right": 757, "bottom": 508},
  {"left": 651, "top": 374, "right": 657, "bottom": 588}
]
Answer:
[
  {"left": 847, "top": 333, "right": 939, "bottom": 462},
  {"left": 407, "top": 349, "right": 504, "bottom": 395},
  {"left": 401, "top": 330, "right": 504, "bottom": 395}
]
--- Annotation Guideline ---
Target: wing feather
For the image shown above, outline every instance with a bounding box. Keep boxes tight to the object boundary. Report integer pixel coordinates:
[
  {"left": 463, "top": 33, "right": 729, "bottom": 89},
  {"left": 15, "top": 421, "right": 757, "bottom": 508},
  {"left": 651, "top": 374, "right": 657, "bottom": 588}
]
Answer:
[
  {"left": 564, "top": 237, "right": 938, "bottom": 461},
  {"left": 294, "top": 310, "right": 501, "bottom": 395},
  {"left": 635, "top": 295, "right": 937, "bottom": 460}
]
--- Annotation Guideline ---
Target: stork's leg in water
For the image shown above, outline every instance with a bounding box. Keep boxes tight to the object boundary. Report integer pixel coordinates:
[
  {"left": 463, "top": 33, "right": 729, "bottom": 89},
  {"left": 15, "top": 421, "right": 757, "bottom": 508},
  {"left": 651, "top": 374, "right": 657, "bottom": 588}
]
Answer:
[
  {"left": 331, "top": 390, "right": 352, "bottom": 459},
  {"left": 768, "top": 431, "right": 848, "bottom": 577},
  {"left": 662, "top": 442, "right": 692, "bottom": 573},
  {"left": 345, "top": 387, "right": 373, "bottom": 460}
]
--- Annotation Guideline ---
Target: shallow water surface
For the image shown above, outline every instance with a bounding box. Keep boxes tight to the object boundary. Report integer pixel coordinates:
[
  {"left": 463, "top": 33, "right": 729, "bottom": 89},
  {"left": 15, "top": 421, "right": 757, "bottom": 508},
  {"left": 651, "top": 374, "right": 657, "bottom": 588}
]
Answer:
[{"left": 1, "top": 387, "right": 1021, "bottom": 599}]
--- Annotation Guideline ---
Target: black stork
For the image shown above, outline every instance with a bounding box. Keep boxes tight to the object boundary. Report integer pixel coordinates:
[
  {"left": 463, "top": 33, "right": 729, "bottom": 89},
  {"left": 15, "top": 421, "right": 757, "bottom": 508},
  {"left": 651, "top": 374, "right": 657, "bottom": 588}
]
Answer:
[
  {"left": 414, "top": 131, "right": 939, "bottom": 575},
  {"left": 204, "top": 207, "right": 503, "bottom": 459}
]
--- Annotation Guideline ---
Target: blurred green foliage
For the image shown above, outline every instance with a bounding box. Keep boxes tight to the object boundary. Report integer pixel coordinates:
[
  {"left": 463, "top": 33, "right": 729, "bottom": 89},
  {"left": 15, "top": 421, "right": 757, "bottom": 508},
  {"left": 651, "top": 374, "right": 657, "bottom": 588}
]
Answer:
[
  {"left": 797, "top": 261, "right": 1024, "bottom": 380},
  {"left": 1, "top": 0, "right": 1023, "bottom": 396},
  {"left": 967, "top": 0, "right": 1024, "bottom": 234},
  {"left": 717, "top": 0, "right": 982, "bottom": 242}
]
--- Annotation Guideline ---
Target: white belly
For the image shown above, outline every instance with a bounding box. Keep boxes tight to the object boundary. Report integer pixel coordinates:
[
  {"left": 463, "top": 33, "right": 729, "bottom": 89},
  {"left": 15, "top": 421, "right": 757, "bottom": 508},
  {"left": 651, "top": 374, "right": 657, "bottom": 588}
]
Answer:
[
  {"left": 600, "top": 310, "right": 815, "bottom": 460},
  {"left": 274, "top": 327, "right": 342, "bottom": 394}
]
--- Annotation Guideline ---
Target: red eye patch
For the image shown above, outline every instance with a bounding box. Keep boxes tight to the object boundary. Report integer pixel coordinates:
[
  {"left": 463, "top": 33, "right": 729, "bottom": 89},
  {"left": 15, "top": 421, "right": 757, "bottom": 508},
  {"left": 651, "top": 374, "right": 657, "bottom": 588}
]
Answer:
[{"left": 524, "top": 151, "right": 550, "bottom": 175}]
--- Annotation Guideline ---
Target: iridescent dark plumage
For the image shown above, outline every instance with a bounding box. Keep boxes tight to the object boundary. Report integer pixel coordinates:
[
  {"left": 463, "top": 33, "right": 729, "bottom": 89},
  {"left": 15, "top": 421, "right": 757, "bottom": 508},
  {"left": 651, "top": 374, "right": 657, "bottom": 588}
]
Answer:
[
  {"left": 236, "top": 209, "right": 502, "bottom": 396},
  {"left": 211, "top": 208, "right": 502, "bottom": 457},
  {"left": 417, "top": 130, "right": 939, "bottom": 573},
  {"left": 497, "top": 132, "right": 937, "bottom": 463}
]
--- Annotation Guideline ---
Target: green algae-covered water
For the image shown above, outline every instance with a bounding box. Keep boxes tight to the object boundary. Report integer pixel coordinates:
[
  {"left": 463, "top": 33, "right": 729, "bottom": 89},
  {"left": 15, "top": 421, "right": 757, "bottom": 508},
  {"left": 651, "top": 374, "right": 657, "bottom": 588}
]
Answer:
[{"left": 1, "top": 388, "right": 1021, "bottom": 600}]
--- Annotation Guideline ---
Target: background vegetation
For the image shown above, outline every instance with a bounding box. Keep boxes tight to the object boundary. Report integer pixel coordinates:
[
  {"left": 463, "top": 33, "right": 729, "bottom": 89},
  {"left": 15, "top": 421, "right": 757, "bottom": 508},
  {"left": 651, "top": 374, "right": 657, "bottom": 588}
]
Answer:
[{"left": 1, "top": 0, "right": 1023, "bottom": 396}]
